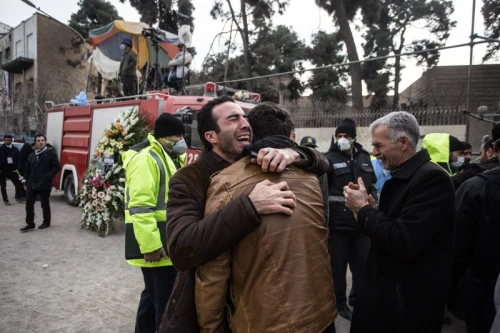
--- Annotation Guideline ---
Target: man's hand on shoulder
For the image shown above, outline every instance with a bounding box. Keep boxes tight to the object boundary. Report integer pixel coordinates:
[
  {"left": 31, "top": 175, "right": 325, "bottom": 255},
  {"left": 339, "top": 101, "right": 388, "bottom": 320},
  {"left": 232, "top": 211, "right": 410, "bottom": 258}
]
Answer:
[
  {"left": 144, "top": 248, "right": 168, "bottom": 263},
  {"left": 251, "top": 148, "right": 302, "bottom": 173},
  {"left": 248, "top": 180, "right": 297, "bottom": 216}
]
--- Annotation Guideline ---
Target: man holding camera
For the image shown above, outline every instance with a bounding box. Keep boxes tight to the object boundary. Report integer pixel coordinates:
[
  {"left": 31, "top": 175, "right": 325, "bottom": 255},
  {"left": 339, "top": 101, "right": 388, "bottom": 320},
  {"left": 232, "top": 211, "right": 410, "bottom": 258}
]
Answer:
[
  {"left": 119, "top": 38, "right": 137, "bottom": 97},
  {"left": 163, "top": 43, "right": 192, "bottom": 92}
]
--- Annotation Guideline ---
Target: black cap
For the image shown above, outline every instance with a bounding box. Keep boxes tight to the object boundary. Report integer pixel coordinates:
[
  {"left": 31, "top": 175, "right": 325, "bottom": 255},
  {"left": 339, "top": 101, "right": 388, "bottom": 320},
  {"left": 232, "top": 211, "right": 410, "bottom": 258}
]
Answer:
[
  {"left": 154, "top": 113, "right": 185, "bottom": 139},
  {"left": 122, "top": 38, "right": 132, "bottom": 48},
  {"left": 335, "top": 118, "right": 356, "bottom": 138},
  {"left": 449, "top": 135, "right": 464, "bottom": 152},
  {"left": 300, "top": 136, "right": 317, "bottom": 147}
]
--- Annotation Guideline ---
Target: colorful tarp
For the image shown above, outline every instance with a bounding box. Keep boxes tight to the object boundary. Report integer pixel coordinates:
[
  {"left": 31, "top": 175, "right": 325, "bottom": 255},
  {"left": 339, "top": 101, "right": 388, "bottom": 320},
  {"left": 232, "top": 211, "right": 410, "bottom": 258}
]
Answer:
[{"left": 88, "top": 20, "right": 180, "bottom": 78}]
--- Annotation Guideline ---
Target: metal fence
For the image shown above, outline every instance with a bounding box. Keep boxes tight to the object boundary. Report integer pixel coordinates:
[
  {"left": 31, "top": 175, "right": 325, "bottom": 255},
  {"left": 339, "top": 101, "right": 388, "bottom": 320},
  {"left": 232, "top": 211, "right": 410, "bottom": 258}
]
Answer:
[{"left": 290, "top": 106, "right": 467, "bottom": 128}]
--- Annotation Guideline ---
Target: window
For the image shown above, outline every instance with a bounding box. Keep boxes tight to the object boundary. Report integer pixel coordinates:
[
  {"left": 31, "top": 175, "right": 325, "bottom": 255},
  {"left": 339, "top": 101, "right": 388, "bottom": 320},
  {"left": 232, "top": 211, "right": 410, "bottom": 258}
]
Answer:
[
  {"left": 27, "top": 34, "right": 33, "bottom": 57},
  {"left": 15, "top": 40, "right": 22, "bottom": 57}
]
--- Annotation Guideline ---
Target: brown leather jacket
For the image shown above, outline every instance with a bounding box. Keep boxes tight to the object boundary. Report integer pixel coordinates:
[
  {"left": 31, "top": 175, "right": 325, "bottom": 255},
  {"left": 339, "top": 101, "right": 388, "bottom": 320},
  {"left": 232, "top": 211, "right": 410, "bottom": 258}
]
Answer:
[
  {"left": 195, "top": 156, "right": 337, "bottom": 333},
  {"left": 160, "top": 147, "right": 330, "bottom": 333}
]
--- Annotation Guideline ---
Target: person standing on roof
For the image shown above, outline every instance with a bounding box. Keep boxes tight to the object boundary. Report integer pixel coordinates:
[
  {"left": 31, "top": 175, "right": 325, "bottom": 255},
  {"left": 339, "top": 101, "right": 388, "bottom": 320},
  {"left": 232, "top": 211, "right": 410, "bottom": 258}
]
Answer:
[
  {"left": 163, "top": 43, "right": 192, "bottom": 92},
  {"left": 423, "top": 133, "right": 464, "bottom": 176},
  {"left": 324, "top": 118, "right": 377, "bottom": 321},
  {"left": 118, "top": 38, "right": 137, "bottom": 97},
  {"left": 123, "top": 113, "right": 186, "bottom": 333}
]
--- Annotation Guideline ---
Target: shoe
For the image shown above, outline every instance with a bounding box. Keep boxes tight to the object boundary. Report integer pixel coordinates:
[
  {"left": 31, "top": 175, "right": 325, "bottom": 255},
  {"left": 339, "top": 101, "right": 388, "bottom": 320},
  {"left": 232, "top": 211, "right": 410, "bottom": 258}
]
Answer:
[
  {"left": 4, "top": 200, "right": 11, "bottom": 206},
  {"left": 337, "top": 303, "right": 353, "bottom": 321},
  {"left": 16, "top": 198, "right": 25, "bottom": 203},
  {"left": 20, "top": 224, "right": 35, "bottom": 232},
  {"left": 38, "top": 224, "right": 50, "bottom": 229},
  {"left": 442, "top": 315, "right": 452, "bottom": 325}
]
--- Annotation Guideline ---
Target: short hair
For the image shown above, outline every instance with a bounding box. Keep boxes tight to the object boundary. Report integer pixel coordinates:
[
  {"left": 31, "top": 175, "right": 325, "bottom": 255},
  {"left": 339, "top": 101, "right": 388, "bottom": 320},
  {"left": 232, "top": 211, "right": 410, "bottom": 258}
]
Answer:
[
  {"left": 247, "top": 102, "right": 295, "bottom": 141},
  {"left": 493, "top": 124, "right": 500, "bottom": 150},
  {"left": 483, "top": 139, "right": 494, "bottom": 152},
  {"left": 35, "top": 134, "right": 47, "bottom": 141},
  {"left": 370, "top": 111, "right": 420, "bottom": 148},
  {"left": 4, "top": 135, "right": 12, "bottom": 140},
  {"left": 197, "top": 96, "right": 235, "bottom": 150},
  {"left": 461, "top": 141, "right": 472, "bottom": 150}
]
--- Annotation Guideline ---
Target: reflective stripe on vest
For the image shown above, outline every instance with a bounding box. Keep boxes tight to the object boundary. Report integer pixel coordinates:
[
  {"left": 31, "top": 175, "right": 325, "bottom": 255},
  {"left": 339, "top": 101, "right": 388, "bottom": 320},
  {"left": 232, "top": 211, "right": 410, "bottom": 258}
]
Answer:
[
  {"left": 329, "top": 195, "right": 345, "bottom": 202},
  {"left": 125, "top": 150, "right": 168, "bottom": 260}
]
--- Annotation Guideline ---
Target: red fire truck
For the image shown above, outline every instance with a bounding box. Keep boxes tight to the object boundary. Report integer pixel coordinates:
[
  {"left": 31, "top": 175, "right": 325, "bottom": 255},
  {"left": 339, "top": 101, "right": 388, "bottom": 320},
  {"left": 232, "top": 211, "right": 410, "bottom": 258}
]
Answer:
[{"left": 45, "top": 82, "right": 260, "bottom": 206}]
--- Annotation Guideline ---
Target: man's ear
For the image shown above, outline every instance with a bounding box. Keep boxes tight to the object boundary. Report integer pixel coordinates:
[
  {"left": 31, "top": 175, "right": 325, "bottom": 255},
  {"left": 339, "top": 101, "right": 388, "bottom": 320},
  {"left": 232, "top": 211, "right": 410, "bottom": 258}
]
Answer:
[
  {"left": 400, "top": 136, "right": 410, "bottom": 151},
  {"left": 204, "top": 131, "right": 218, "bottom": 145}
]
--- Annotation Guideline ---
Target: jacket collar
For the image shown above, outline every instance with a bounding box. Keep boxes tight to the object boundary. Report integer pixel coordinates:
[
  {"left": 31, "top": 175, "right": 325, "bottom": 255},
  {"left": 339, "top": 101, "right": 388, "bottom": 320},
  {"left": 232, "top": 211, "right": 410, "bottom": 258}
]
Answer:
[
  {"left": 199, "top": 148, "right": 231, "bottom": 175},
  {"left": 390, "top": 149, "right": 431, "bottom": 180}
]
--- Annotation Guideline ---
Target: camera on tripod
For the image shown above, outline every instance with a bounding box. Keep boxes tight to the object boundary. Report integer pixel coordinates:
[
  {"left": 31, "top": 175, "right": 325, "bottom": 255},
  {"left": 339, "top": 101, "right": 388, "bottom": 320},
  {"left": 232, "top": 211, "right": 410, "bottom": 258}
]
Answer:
[{"left": 142, "top": 27, "right": 163, "bottom": 44}]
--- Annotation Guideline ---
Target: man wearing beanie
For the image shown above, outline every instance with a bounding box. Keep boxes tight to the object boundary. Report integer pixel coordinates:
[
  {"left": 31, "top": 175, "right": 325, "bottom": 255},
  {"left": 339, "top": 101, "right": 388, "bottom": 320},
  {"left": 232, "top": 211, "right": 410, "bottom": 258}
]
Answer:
[
  {"left": 324, "top": 118, "right": 377, "bottom": 321},
  {"left": 423, "top": 133, "right": 464, "bottom": 176},
  {"left": 122, "top": 112, "right": 186, "bottom": 333},
  {"left": 119, "top": 38, "right": 137, "bottom": 97}
]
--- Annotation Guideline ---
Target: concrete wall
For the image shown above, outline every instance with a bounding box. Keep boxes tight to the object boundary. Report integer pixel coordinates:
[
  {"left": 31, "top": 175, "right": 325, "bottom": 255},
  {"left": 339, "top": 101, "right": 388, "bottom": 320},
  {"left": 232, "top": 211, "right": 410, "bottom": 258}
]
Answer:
[
  {"left": 295, "top": 125, "right": 467, "bottom": 153},
  {"left": 11, "top": 14, "right": 37, "bottom": 84}
]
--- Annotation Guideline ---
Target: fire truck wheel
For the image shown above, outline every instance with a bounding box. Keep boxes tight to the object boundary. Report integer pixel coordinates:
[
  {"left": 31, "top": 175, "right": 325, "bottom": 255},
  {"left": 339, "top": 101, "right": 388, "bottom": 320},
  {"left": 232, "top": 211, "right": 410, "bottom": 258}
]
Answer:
[{"left": 64, "top": 175, "right": 78, "bottom": 206}]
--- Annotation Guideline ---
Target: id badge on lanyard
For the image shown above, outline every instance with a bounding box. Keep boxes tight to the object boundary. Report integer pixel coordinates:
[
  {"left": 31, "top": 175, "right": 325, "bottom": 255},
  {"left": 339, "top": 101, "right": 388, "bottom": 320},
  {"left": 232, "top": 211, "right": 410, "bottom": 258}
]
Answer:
[{"left": 7, "top": 157, "right": 13, "bottom": 164}]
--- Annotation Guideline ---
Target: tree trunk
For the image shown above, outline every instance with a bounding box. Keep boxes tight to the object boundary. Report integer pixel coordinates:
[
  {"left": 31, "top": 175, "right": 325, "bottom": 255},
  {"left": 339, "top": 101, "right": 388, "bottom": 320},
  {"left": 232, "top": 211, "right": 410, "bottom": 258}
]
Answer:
[
  {"left": 240, "top": 0, "right": 252, "bottom": 90},
  {"left": 333, "top": 0, "right": 363, "bottom": 109},
  {"left": 393, "top": 52, "right": 401, "bottom": 109}
]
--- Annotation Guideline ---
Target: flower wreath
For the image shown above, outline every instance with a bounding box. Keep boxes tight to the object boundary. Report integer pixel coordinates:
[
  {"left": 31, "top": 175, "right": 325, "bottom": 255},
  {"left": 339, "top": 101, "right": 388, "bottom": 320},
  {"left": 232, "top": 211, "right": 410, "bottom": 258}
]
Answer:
[{"left": 78, "top": 106, "right": 149, "bottom": 236}]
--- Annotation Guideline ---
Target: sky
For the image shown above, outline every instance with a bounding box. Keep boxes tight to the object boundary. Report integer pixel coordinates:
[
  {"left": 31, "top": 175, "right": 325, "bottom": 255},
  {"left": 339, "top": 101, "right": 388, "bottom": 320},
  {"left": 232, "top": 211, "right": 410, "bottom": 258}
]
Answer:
[{"left": 0, "top": 0, "right": 494, "bottom": 94}]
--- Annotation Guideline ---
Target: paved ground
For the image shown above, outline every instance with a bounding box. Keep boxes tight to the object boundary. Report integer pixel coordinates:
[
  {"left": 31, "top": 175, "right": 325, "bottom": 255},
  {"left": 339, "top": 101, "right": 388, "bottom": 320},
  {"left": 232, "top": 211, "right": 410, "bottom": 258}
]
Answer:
[{"left": 0, "top": 187, "right": 466, "bottom": 333}]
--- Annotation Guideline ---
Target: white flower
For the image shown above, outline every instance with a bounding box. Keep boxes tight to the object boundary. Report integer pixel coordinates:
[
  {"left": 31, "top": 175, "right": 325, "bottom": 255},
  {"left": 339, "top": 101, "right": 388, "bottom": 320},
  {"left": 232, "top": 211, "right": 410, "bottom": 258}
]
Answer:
[
  {"left": 119, "top": 178, "right": 125, "bottom": 183},
  {"left": 124, "top": 133, "right": 135, "bottom": 140}
]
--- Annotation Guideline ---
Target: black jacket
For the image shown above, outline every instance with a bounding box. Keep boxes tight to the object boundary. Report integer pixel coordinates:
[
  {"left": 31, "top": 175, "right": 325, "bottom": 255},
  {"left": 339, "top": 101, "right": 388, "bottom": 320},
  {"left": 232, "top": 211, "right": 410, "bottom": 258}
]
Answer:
[
  {"left": 324, "top": 138, "right": 377, "bottom": 232},
  {"left": 24, "top": 148, "right": 60, "bottom": 191},
  {"left": 159, "top": 146, "right": 329, "bottom": 333},
  {"left": 455, "top": 166, "right": 500, "bottom": 313},
  {"left": 350, "top": 149, "right": 455, "bottom": 333},
  {"left": 451, "top": 157, "right": 499, "bottom": 190},
  {"left": 0, "top": 144, "right": 20, "bottom": 172},
  {"left": 119, "top": 49, "right": 137, "bottom": 77},
  {"left": 18, "top": 143, "right": 34, "bottom": 175}
]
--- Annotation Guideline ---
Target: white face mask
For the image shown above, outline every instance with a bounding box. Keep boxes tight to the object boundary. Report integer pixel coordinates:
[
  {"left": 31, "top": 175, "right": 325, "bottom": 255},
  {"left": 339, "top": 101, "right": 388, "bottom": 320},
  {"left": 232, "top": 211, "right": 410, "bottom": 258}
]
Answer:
[
  {"left": 337, "top": 137, "right": 354, "bottom": 151},
  {"left": 120, "top": 44, "right": 126, "bottom": 50},
  {"left": 451, "top": 155, "right": 465, "bottom": 169}
]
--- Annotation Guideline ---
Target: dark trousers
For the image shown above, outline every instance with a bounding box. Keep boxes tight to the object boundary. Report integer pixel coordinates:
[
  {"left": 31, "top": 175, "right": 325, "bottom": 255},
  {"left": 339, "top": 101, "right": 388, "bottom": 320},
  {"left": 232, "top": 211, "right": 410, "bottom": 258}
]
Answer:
[
  {"left": 25, "top": 188, "right": 51, "bottom": 226},
  {"left": 460, "top": 276, "right": 496, "bottom": 333},
  {"left": 122, "top": 75, "right": 137, "bottom": 97},
  {"left": 163, "top": 72, "right": 180, "bottom": 91},
  {"left": 329, "top": 230, "right": 370, "bottom": 306},
  {"left": 0, "top": 170, "right": 22, "bottom": 201},
  {"left": 135, "top": 266, "right": 177, "bottom": 333}
]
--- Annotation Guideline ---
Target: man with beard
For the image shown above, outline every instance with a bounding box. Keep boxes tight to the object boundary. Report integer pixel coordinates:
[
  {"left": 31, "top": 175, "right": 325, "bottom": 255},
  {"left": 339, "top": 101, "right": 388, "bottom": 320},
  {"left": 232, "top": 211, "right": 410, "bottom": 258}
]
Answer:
[
  {"left": 451, "top": 139, "right": 499, "bottom": 190},
  {"left": 344, "top": 111, "right": 455, "bottom": 333},
  {"left": 195, "top": 103, "right": 337, "bottom": 333},
  {"left": 454, "top": 124, "right": 500, "bottom": 333},
  {"left": 159, "top": 96, "right": 329, "bottom": 333}
]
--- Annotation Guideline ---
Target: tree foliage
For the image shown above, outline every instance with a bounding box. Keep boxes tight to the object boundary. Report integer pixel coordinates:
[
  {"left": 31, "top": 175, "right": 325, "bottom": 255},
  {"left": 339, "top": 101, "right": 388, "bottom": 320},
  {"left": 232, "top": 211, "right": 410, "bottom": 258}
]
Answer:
[
  {"left": 119, "top": 0, "right": 195, "bottom": 34},
  {"left": 69, "top": 0, "right": 122, "bottom": 38},
  {"left": 199, "top": 24, "right": 305, "bottom": 103},
  {"left": 315, "top": 0, "right": 380, "bottom": 109},
  {"left": 307, "top": 31, "right": 348, "bottom": 104},
  {"left": 363, "top": 0, "right": 455, "bottom": 108},
  {"left": 482, "top": 0, "right": 500, "bottom": 61}
]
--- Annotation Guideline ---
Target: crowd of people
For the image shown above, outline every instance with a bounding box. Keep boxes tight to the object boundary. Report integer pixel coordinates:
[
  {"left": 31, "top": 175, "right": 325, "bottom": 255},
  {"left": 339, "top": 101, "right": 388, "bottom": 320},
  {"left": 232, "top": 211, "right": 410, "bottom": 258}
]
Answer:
[
  {"left": 124, "top": 97, "right": 500, "bottom": 333},
  {"left": 3, "top": 96, "right": 498, "bottom": 333}
]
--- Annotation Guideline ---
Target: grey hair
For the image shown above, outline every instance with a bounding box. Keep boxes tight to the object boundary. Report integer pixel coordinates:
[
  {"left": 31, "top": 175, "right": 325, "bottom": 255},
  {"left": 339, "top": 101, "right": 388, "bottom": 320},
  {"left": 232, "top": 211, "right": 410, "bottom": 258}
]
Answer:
[{"left": 370, "top": 111, "right": 420, "bottom": 148}]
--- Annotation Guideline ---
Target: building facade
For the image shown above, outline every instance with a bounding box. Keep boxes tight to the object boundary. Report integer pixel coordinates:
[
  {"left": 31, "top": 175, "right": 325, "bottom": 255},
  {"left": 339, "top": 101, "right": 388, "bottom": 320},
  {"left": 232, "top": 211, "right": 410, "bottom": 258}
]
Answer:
[
  {"left": 400, "top": 64, "right": 500, "bottom": 113},
  {"left": 0, "top": 13, "right": 86, "bottom": 137}
]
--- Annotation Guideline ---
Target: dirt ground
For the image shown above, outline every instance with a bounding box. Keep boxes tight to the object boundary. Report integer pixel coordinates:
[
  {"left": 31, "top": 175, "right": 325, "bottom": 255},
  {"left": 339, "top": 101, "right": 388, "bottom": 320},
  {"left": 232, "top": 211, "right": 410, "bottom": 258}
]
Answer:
[{"left": 0, "top": 187, "right": 466, "bottom": 333}]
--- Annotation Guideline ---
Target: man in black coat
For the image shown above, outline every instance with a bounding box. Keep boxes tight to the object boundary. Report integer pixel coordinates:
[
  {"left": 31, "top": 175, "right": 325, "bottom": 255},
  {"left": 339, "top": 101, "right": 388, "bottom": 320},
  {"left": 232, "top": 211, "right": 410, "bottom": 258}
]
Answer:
[
  {"left": 344, "top": 111, "right": 456, "bottom": 333},
  {"left": 20, "top": 134, "right": 60, "bottom": 232},
  {"left": 454, "top": 124, "right": 500, "bottom": 333},
  {"left": 0, "top": 135, "right": 23, "bottom": 205},
  {"left": 324, "top": 118, "right": 377, "bottom": 321},
  {"left": 18, "top": 142, "right": 35, "bottom": 199}
]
